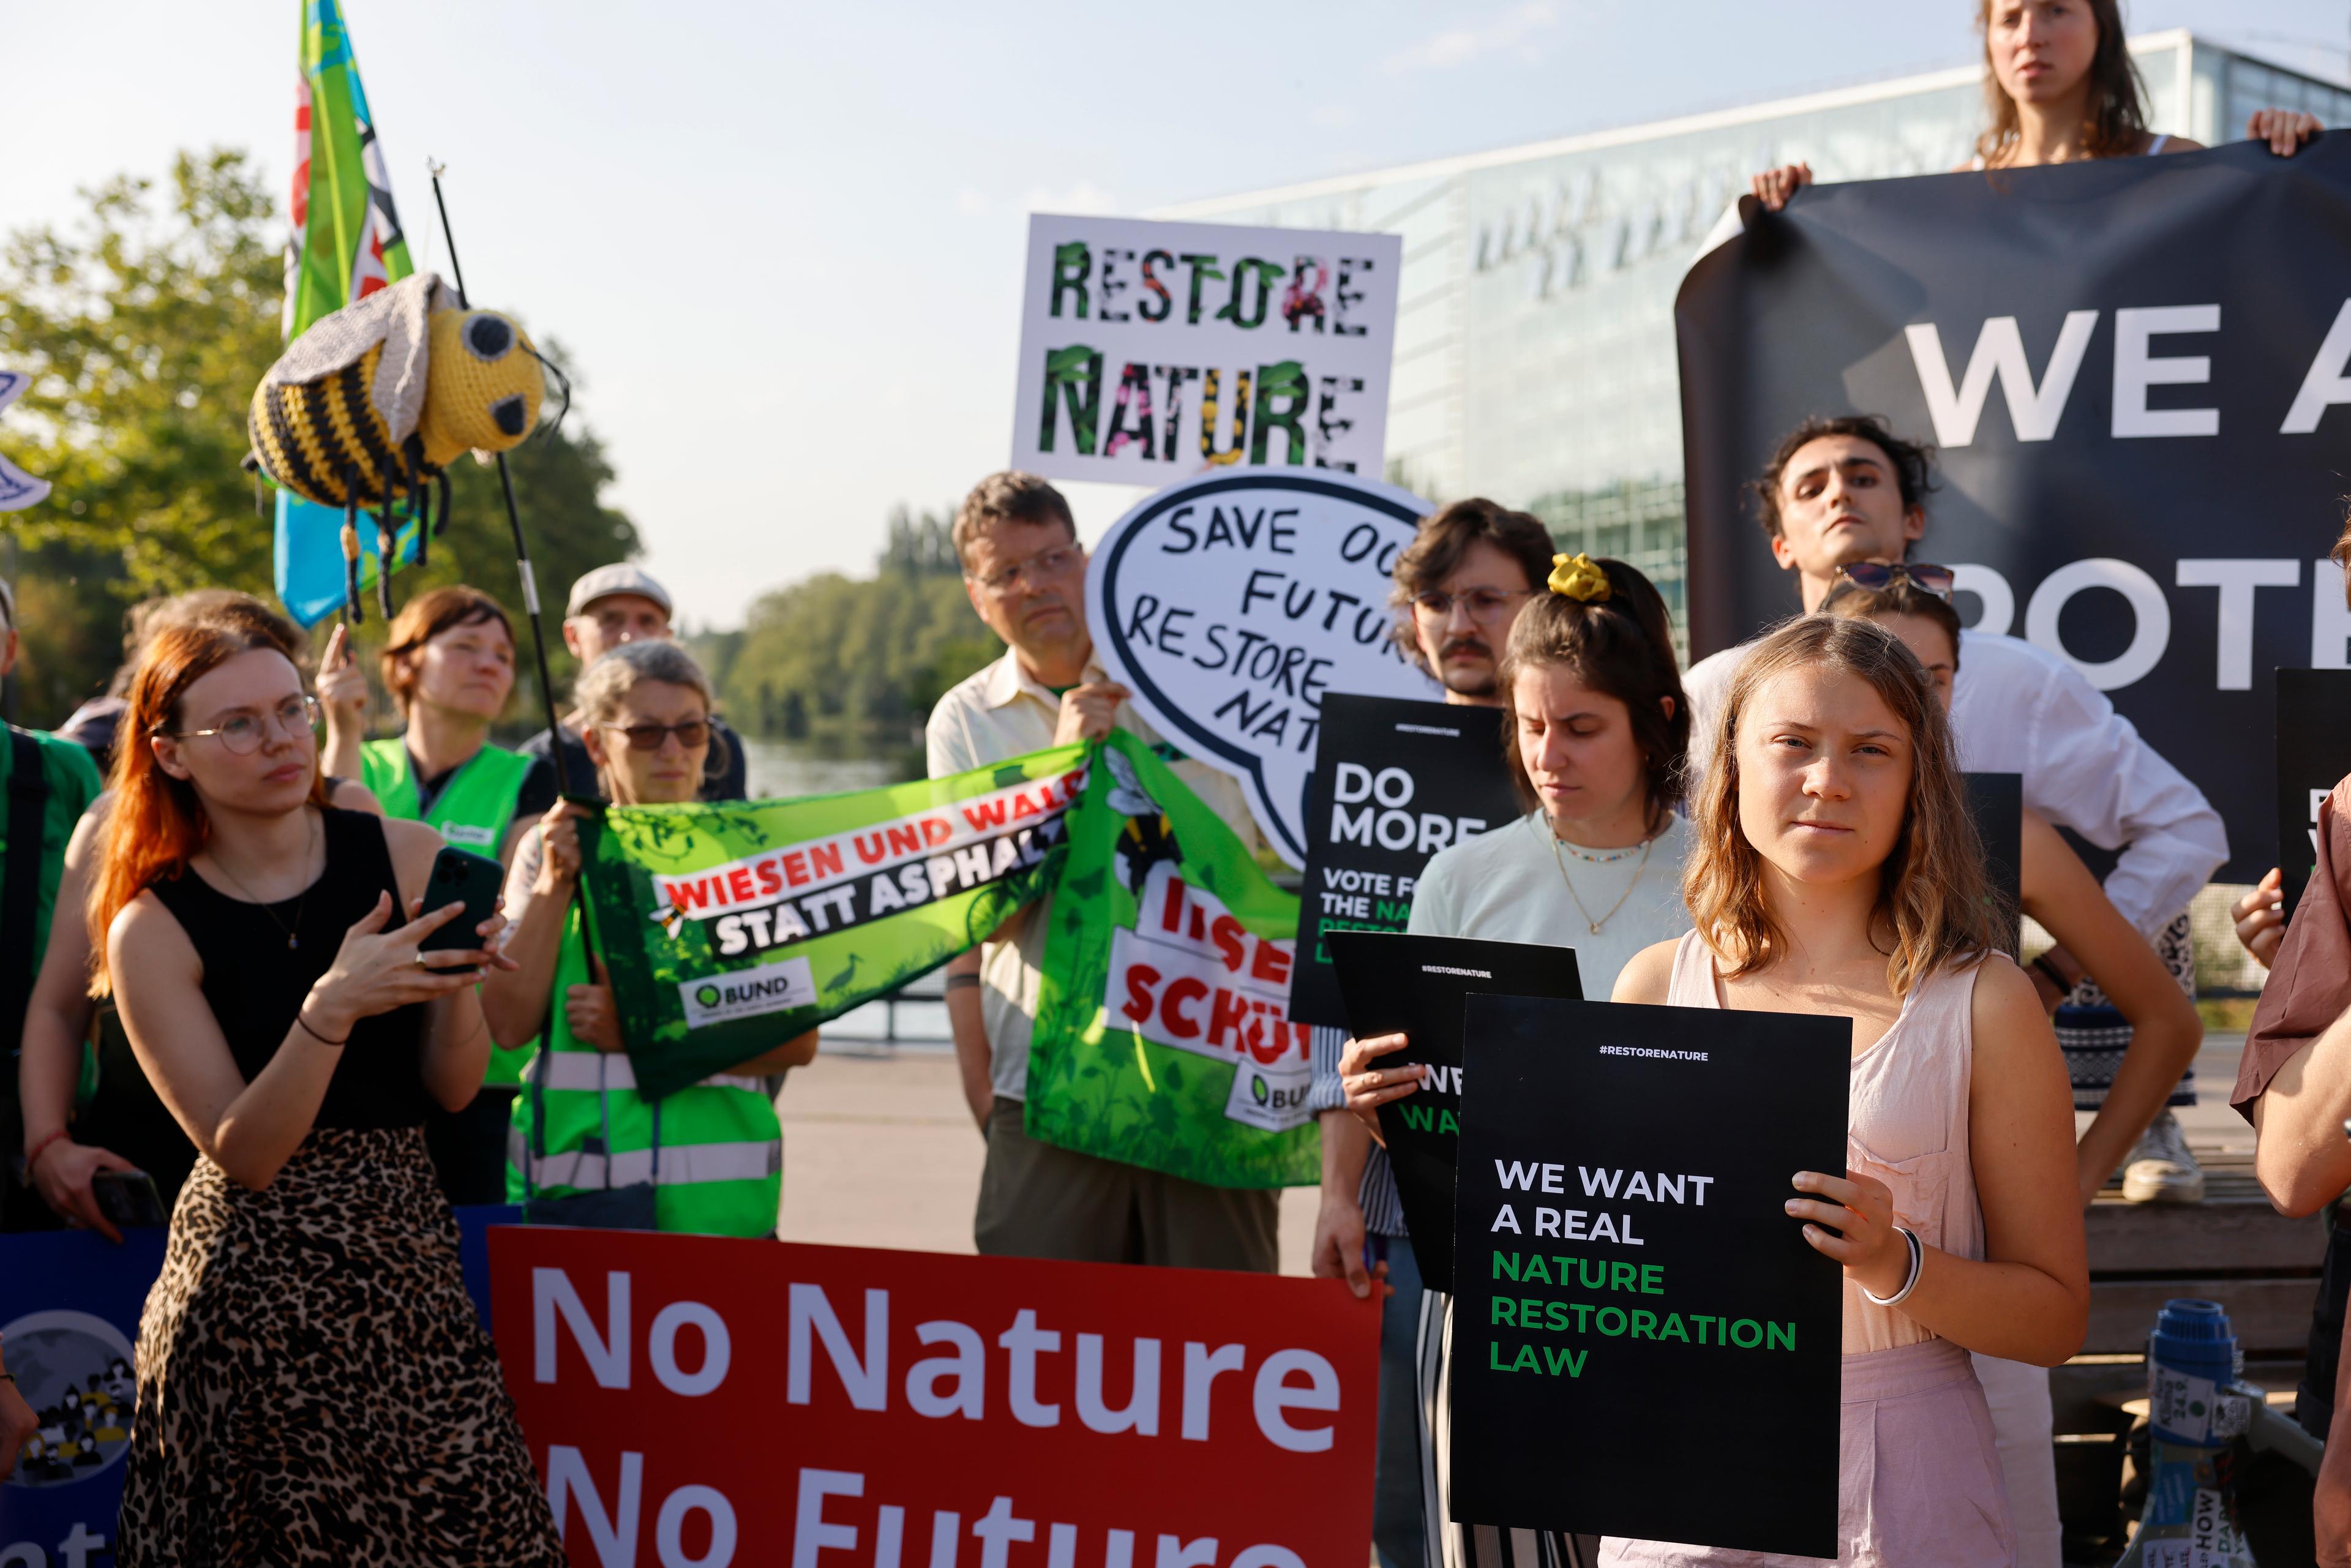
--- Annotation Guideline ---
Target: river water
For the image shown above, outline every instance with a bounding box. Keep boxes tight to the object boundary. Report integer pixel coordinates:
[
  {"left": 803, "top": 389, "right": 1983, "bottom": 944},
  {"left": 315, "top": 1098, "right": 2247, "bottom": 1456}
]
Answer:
[{"left": 735, "top": 737, "right": 903, "bottom": 800}]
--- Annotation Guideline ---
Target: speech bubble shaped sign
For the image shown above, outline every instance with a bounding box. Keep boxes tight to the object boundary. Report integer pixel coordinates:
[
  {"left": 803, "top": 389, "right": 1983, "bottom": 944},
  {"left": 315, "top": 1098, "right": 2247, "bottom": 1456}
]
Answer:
[{"left": 1087, "top": 468, "right": 1442, "bottom": 866}]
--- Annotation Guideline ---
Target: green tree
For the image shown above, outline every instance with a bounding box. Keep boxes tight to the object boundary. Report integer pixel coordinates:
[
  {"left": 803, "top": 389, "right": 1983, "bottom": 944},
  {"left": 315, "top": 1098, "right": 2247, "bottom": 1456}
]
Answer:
[
  {"left": 1, "top": 150, "right": 280, "bottom": 588},
  {"left": 0, "top": 148, "right": 642, "bottom": 729}
]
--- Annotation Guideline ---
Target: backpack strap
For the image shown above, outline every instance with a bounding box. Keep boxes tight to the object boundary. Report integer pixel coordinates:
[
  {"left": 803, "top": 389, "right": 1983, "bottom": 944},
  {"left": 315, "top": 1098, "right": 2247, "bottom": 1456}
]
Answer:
[{"left": 1, "top": 729, "right": 51, "bottom": 1051}]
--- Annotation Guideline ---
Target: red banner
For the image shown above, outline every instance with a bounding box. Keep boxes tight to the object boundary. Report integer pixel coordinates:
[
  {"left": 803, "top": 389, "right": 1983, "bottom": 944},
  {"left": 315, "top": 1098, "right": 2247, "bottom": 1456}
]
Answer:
[{"left": 489, "top": 1229, "right": 1379, "bottom": 1568}]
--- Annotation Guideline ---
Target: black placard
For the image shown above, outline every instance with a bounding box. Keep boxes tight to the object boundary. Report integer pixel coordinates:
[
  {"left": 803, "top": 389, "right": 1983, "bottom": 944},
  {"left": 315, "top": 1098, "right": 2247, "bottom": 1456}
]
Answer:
[
  {"left": 2275, "top": 669, "right": 2351, "bottom": 926},
  {"left": 1965, "top": 771, "right": 2023, "bottom": 957},
  {"left": 1289, "top": 694, "right": 1522, "bottom": 1026},
  {"left": 1450, "top": 994, "right": 1847, "bottom": 1557},
  {"left": 1678, "top": 140, "right": 2351, "bottom": 884},
  {"left": 1327, "top": 932, "right": 1583, "bottom": 1287}
]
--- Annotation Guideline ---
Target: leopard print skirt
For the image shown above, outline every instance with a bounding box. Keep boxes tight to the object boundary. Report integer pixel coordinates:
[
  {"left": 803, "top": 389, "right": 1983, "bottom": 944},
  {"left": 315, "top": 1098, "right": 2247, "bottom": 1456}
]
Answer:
[{"left": 116, "top": 1126, "right": 564, "bottom": 1566}]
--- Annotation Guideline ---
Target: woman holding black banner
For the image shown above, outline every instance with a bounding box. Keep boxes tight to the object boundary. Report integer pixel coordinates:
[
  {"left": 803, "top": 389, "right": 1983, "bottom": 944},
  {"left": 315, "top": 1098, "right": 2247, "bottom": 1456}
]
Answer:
[
  {"left": 482, "top": 639, "right": 816, "bottom": 1236},
  {"left": 1605, "top": 615, "right": 2087, "bottom": 1566},
  {"left": 1751, "top": 0, "right": 2319, "bottom": 210},
  {"left": 1342, "top": 553, "right": 1692, "bottom": 1568},
  {"left": 1820, "top": 571, "right": 2200, "bottom": 1565}
]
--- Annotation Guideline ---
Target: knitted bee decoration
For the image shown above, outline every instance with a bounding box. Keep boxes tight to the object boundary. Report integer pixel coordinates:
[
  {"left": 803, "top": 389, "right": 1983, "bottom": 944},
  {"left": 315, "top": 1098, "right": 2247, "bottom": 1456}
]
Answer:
[{"left": 247, "top": 271, "right": 554, "bottom": 620}]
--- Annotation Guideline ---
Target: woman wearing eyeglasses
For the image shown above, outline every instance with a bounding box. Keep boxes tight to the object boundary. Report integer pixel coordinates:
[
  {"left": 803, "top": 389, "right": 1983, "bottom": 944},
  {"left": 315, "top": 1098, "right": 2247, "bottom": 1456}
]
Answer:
[
  {"left": 93, "top": 617, "right": 563, "bottom": 1564},
  {"left": 482, "top": 640, "right": 817, "bottom": 1237}
]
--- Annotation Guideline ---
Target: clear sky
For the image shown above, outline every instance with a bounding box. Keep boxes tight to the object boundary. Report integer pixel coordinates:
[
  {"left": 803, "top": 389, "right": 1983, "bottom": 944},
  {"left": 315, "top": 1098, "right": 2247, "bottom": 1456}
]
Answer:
[{"left": 15, "top": 0, "right": 2350, "bottom": 628}]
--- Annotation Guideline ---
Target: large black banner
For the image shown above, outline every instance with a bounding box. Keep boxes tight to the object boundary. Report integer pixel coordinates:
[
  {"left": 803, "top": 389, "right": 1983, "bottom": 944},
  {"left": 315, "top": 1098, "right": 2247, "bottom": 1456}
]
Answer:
[
  {"left": 1450, "top": 995, "right": 1847, "bottom": 1556},
  {"left": 1290, "top": 694, "right": 1521, "bottom": 1026},
  {"left": 1679, "top": 138, "right": 2351, "bottom": 883}
]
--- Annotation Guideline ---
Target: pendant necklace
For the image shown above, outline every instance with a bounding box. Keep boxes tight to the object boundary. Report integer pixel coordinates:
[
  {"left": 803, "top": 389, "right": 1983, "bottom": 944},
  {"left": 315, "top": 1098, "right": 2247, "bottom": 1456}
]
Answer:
[
  {"left": 209, "top": 810, "right": 319, "bottom": 951},
  {"left": 1550, "top": 825, "right": 1652, "bottom": 935}
]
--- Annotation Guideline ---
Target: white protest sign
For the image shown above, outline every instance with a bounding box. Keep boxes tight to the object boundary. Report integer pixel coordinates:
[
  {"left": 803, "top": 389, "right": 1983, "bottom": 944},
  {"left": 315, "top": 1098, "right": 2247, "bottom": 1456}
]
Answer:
[
  {"left": 1087, "top": 468, "right": 1441, "bottom": 866},
  {"left": 1012, "top": 214, "right": 1402, "bottom": 485},
  {"left": 0, "top": 370, "right": 50, "bottom": 511}
]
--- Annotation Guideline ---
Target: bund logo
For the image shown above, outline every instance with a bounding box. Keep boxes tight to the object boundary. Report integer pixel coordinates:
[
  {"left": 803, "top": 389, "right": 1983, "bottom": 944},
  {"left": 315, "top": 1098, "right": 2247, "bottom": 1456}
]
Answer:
[{"left": 678, "top": 958, "right": 817, "bottom": 1027}]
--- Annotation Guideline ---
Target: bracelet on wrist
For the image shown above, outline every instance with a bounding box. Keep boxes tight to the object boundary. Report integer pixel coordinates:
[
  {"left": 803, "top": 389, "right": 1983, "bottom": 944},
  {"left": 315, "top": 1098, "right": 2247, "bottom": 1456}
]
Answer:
[
  {"left": 295, "top": 1008, "right": 350, "bottom": 1048},
  {"left": 1861, "top": 1225, "right": 1925, "bottom": 1307},
  {"left": 22, "top": 1128, "right": 69, "bottom": 1174}
]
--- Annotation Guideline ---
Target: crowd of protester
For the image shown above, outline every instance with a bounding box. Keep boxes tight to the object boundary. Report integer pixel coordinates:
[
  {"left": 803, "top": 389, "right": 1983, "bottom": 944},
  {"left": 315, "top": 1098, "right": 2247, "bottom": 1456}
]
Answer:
[{"left": 1, "top": 0, "right": 2348, "bottom": 1561}]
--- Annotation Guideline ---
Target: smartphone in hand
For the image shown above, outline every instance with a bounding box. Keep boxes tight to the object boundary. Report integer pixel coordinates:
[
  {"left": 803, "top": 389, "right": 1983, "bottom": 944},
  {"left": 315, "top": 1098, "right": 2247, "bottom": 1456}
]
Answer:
[
  {"left": 91, "top": 1169, "right": 167, "bottom": 1228},
  {"left": 416, "top": 846, "right": 504, "bottom": 958}
]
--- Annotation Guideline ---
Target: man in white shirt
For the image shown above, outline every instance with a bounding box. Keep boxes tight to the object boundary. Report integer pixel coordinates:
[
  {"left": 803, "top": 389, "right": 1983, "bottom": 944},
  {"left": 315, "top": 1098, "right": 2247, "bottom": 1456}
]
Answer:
[
  {"left": 1683, "top": 415, "right": 2226, "bottom": 1196},
  {"left": 926, "top": 471, "right": 1276, "bottom": 1272}
]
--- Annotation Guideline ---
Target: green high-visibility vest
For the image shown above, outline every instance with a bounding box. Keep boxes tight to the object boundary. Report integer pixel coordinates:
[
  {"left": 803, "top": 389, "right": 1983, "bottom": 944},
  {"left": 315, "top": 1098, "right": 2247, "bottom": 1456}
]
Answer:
[
  {"left": 507, "top": 904, "right": 783, "bottom": 1238},
  {"left": 361, "top": 737, "right": 535, "bottom": 854},
  {"left": 363, "top": 737, "right": 542, "bottom": 1086}
]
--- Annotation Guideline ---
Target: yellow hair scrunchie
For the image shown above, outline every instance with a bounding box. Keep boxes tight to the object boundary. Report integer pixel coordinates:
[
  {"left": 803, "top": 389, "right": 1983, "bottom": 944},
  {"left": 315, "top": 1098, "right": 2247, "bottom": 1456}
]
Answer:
[{"left": 1548, "top": 552, "right": 1613, "bottom": 602}]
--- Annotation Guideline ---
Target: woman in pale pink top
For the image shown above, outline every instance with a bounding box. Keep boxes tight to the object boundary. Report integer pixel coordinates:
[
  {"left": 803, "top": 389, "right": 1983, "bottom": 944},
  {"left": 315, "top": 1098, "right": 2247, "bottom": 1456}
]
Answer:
[{"left": 1608, "top": 616, "right": 2088, "bottom": 1567}]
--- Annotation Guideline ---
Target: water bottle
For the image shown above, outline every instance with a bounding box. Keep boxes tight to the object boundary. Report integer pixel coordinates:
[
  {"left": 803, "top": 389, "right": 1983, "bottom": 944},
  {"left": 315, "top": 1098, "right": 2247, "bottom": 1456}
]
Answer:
[{"left": 2115, "top": 1298, "right": 2258, "bottom": 1567}]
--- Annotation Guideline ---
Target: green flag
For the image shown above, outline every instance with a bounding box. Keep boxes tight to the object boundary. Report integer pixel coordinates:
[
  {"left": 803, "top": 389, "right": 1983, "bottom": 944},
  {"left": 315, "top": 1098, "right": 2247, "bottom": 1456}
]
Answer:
[
  {"left": 1025, "top": 731, "right": 1319, "bottom": 1190},
  {"left": 285, "top": 0, "right": 413, "bottom": 339},
  {"left": 275, "top": 0, "right": 422, "bottom": 623},
  {"left": 581, "top": 746, "right": 1087, "bottom": 1101}
]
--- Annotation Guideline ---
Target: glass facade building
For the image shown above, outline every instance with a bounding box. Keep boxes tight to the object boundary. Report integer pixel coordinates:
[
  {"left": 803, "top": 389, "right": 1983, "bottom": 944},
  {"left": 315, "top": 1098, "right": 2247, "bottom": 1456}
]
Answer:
[{"left": 1157, "top": 31, "right": 2351, "bottom": 658}]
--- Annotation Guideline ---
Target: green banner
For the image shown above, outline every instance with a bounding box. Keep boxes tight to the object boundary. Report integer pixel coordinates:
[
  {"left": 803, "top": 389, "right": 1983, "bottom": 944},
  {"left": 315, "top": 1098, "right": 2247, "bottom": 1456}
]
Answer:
[
  {"left": 582, "top": 746, "right": 1088, "bottom": 1100},
  {"left": 1026, "top": 731, "right": 1319, "bottom": 1189}
]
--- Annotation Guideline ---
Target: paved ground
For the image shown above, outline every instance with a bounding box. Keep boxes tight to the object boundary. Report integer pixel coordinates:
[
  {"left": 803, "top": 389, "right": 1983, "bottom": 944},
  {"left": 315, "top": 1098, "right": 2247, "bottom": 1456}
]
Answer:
[
  {"left": 778, "top": 1010, "right": 2253, "bottom": 1269},
  {"left": 778, "top": 1008, "right": 1321, "bottom": 1272}
]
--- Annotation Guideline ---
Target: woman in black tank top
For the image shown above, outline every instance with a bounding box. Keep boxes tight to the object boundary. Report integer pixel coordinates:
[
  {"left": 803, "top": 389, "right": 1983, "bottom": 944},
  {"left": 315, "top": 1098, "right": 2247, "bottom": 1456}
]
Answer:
[
  {"left": 92, "top": 617, "right": 564, "bottom": 1563},
  {"left": 146, "top": 807, "right": 433, "bottom": 1130}
]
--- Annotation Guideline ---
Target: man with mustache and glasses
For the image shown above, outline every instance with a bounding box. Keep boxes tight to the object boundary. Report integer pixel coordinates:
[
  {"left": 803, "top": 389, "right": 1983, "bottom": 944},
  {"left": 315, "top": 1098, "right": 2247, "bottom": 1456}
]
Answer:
[
  {"left": 1386, "top": 498, "right": 1554, "bottom": 702},
  {"left": 1306, "top": 497, "right": 1553, "bottom": 1568},
  {"left": 925, "top": 470, "right": 1273, "bottom": 1272}
]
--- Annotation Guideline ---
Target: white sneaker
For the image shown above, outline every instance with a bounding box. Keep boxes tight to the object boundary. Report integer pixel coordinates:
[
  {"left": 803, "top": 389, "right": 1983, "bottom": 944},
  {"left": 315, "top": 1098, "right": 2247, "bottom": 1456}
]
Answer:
[{"left": 2121, "top": 1109, "right": 2205, "bottom": 1204}]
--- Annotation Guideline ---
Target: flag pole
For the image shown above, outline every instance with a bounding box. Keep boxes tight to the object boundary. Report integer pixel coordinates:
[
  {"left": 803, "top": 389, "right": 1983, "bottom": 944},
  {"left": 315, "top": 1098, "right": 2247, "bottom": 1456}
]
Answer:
[{"left": 425, "top": 158, "right": 576, "bottom": 797}]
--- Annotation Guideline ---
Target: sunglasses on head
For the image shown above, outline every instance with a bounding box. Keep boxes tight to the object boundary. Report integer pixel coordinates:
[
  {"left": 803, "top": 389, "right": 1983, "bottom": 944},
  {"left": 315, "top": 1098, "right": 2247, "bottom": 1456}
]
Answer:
[{"left": 1837, "top": 562, "right": 1955, "bottom": 600}]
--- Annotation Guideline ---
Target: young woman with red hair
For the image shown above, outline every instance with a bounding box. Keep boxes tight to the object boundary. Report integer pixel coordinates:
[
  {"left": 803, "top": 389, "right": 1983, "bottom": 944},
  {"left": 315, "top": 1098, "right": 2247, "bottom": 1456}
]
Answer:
[{"left": 94, "top": 616, "right": 562, "bottom": 1564}]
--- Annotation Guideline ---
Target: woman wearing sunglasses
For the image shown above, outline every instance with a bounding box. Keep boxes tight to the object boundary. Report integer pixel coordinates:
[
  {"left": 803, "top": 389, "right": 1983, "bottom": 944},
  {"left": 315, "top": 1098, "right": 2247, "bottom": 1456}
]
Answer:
[
  {"left": 482, "top": 640, "right": 817, "bottom": 1237},
  {"left": 1820, "top": 570, "right": 2200, "bottom": 1568}
]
